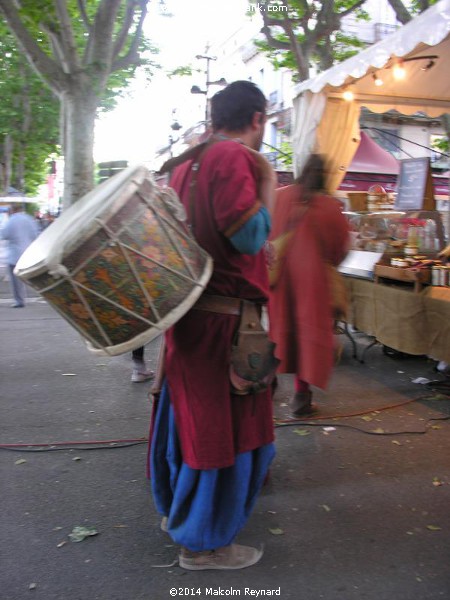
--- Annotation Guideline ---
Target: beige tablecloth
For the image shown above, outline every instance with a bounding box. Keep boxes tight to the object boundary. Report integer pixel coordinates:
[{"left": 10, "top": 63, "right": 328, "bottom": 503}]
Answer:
[{"left": 345, "top": 278, "right": 450, "bottom": 362}]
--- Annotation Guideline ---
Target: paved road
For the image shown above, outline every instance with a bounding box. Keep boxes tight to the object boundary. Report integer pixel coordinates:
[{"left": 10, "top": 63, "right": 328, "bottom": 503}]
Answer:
[{"left": 1, "top": 278, "right": 450, "bottom": 599}]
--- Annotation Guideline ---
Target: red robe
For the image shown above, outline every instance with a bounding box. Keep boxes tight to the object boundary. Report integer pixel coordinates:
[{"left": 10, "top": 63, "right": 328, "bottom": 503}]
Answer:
[
  {"left": 164, "top": 140, "right": 274, "bottom": 470},
  {"left": 269, "top": 184, "right": 349, "bottom": 390}
]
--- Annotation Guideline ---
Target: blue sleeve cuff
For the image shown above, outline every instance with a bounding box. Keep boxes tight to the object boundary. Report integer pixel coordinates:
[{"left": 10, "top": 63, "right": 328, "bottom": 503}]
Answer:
[{"left": 229, "top": 206, "right": 271, "bottom": 255}]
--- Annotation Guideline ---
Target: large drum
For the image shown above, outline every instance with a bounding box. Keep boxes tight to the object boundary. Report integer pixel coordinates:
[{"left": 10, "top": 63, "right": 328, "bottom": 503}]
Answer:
[{"left": 15, "top": 165, "right": 213, "bottom": 355}]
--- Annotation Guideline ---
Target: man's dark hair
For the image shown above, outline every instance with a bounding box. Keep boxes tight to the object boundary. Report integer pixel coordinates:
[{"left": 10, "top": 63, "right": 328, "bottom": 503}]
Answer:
[{"left": 210, "top": 80, "right": 266, "bottom": 132}]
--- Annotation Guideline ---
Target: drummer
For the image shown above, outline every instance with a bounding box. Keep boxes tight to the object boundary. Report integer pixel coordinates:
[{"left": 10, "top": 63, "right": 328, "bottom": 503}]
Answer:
[{"left": 149, "top": 80, "right": 276, "bottom": 570}]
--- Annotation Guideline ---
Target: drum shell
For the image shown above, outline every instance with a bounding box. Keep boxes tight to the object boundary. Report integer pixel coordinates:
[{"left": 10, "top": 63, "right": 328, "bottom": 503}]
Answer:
[{"left": 15, "top": 166, "right": 212, "bottom": 355}]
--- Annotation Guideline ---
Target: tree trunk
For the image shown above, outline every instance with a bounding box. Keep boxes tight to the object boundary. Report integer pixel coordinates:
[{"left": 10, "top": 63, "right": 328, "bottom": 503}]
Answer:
[
  {"left": 3, "top": 134, "right": 13, "bottom": 194},
  {"left": 14, "top": 145, "right": 26, "bottom": 192},
  {"left": 61, "top": 87, "right": 98, "bottom": 208},
  {"left": 15, "top": 77, "right": 31, "bottom": 192}
]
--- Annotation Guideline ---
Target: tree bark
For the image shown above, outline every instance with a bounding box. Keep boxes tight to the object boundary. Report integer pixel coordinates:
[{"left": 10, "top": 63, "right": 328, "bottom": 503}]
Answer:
[
  {"left": 3, "top": 134, "right": 13, "bottom": 194},
  {"left": 62, "top": 84, "right": 98, "bottom": 208},
  {"left": 0, "top": 0, "right": 147, "bottom": 206},
  {"left": 386, "top": 0, "right": 412, "bottom": 24}
]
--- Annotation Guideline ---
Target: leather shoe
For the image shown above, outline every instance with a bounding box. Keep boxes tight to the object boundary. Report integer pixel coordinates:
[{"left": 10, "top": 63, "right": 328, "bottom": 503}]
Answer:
[
  {"left": 290, "top": 390, "right": 318, "bottom": 417},
  {"left": 179, "top": 543, "right": 263, "bottom": 570},
  {"left": 11, "top": 303, "right": 24, "bottom": 308}
]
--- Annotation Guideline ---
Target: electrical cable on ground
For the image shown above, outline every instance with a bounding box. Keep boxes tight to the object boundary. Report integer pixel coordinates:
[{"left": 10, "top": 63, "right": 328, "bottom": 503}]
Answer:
[
  {"left": 275, "top": 415, "right": 450, "bottom": 436},
  {"left": 0, "top": 393, "right": 448, "bottom": 453},
  {"left": 0, "top": 438, "right": 148, "bottom": 452},
  {"left": 274, "top": 396, "right": 419, "bottom": 423}
]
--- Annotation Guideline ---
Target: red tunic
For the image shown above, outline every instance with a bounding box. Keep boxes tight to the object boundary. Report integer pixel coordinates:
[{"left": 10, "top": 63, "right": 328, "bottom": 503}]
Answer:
[
  {"left": 164, "top": 140, "right": 274, "bottom": 470},
  {"left": 269, "top": 184, "right": 350, "bottom": 390}
]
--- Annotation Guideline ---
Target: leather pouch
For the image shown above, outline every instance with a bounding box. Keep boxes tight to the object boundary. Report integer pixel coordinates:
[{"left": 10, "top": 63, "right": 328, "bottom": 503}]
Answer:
[{"left": 229, "top": 300, "right": 279, "bottom": 395}]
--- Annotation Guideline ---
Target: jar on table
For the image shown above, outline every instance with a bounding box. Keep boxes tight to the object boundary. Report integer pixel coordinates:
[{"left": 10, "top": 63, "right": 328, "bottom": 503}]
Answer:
[{"left": 404, "top": 245, "right": 419, "bottom": 257}]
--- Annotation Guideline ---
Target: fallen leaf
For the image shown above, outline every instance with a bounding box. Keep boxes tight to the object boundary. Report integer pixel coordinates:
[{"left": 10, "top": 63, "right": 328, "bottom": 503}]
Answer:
[
  {"left": 151, "top": 559, "right": 178, "bottom": 568},
  {"left": 361, "top": 416, "right": 372, "bottom": 422},
  {"left": 72, "top": 457, "right": 82, "bottom": 462},
  {"left": 373, "top": 428, "right": 385, "bottom": 434},
  {"left": 29, "top": 583, "right": 37, "bottom": 590},
  {"left": 269, "top": 528, "right": 284, "bottom": 535},
  {"left": 426, "top": 525, "right": 441, "bottom": 531},
  {"left": 428, "top": 394, "right": 449, "bottom": 401},
  {"left": 323, "top": 427, "right": 336, "bottom": 432},
  {"left": 432, "top": 477, "right": 443, "bottom": 487},
  {"left": 431, "top": 425, "right": 441, "bottom": 430},
  {"left": 293, "top": 429, "right": 311, "bottom": 436},
  {"left": 57, "top": 541, "right": 67, "bottom": 548},
  {"left": 68, "top": 526, "right": 99, "bottom": 542},
  {"left": 392, "top": 440, "right": 402, "bottom": 446},
  {"left": 15, "top": 459, "right": 27, "bottom": 465},
  {"left": 320, "top": 504, "right": 331, "bottom": 512},
  {"left": 62, "top": 373, "right": 77, "bottom": 376}
]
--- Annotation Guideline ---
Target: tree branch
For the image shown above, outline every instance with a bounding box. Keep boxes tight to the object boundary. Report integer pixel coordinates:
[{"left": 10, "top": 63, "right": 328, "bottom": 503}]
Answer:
[
  {"left": 112, "top": 1, "right": 147, "bottom": 70},
  {"left": 386, "top": 0, "right": 412, "bottom": 24},
  {"left": 54, "top": 0, "right": 81, "bottom": 72},
  {"left": 260, "top": 7, "right": 291, "bottom": 51},
  {"left": 281, "top": 14, "right": 309, "bottom": 80},
  {"left": 0, "top": 0, "right": 68, "bottom": 94},
  {"left": 77, "top": 0, "right": 92, "bottom": 30},
  {"left": 113, "top": 0, "right": 138, "bottom": 58},
  {"left": 85, "top": 0, "right": 122, "bottom": 67},
  {"left": 338, "top": 0, "right": 369, "bottom": 18}
]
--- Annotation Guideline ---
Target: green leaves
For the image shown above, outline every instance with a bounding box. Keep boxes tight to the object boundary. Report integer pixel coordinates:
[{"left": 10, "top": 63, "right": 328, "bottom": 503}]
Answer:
[{"left": 68, "top": 525, "right": 99, "bottom": 542}]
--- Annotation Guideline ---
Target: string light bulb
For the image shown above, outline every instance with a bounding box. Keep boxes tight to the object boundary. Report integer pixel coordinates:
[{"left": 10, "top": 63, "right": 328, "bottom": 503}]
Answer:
[
  {"left": 342, "top": 87, "right": 354, "bottom": 101},
  {"left": 372, "top": 72, "right": 383, "bottom": 86},
  {"left": 393, "top": 61, "right": 406, "bottom": 80}
]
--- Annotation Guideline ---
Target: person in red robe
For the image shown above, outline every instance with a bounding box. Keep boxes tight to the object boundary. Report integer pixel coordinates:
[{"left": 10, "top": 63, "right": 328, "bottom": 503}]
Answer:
[
  {"left": 269, "top": 154, "right": 350, "bottom": 417},
  {"left": 149, "top": 81, "right": 277, "bottom": 570}
]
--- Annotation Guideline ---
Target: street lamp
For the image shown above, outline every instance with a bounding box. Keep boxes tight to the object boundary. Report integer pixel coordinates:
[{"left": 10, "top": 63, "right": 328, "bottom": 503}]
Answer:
[{"left": 190, "top": 54, "right": 227, "bottom": 127}]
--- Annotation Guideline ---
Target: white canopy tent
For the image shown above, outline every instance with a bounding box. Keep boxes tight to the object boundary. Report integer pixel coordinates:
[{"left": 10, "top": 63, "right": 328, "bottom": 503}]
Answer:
[{"left": 292, "top": 0, "right": 450, "bottom": 193}]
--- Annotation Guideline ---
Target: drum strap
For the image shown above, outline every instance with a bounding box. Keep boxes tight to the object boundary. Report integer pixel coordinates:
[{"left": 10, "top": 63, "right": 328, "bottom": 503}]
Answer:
[
  {"left": 157, "top": 141, "right": 208, "bottom": 176},
  {"left": 188, "top": 141, "right": 217, "bottom": 233},
  {"left": 158, "top": 134, "right": 255, "bottom": 235}
]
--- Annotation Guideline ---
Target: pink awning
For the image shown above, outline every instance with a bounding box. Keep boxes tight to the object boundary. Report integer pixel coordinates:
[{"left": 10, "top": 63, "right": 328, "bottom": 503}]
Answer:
[{"left": 348, "top": 131, "right": 400, "bottom": 175}]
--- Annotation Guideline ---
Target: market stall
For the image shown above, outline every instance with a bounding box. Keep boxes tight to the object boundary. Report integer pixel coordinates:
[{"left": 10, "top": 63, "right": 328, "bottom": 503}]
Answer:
[
  {"left": 339, "top": 130, "right": 399, "bottom": 198},
  {"left": 291, "top": 0, "right": 450, "bottom": 362},
  {"left": 292, "top": 0, "right": 450, "bottom": 186}
]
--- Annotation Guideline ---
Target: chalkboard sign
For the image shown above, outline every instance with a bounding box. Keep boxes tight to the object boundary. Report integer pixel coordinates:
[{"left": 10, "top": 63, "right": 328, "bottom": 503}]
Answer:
[{"left": 395, "top": 157, "right": 435, "bottom": 210}]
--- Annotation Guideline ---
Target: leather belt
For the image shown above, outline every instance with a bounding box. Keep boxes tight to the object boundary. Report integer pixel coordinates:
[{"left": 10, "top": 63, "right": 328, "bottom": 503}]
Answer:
[{"left": 192, "top": 294, "right": 243, "bottom": 316}]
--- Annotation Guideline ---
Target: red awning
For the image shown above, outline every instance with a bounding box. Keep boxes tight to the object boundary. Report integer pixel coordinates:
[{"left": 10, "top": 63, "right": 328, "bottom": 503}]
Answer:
[{"left": 348, "top": 131, "right": 400, "bottom": 175}]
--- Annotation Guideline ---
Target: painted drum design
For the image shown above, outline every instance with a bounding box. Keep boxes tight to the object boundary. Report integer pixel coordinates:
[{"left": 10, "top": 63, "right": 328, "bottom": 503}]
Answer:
[{"left": 15, "top": 165, "right": 212, "bottom": 355}]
